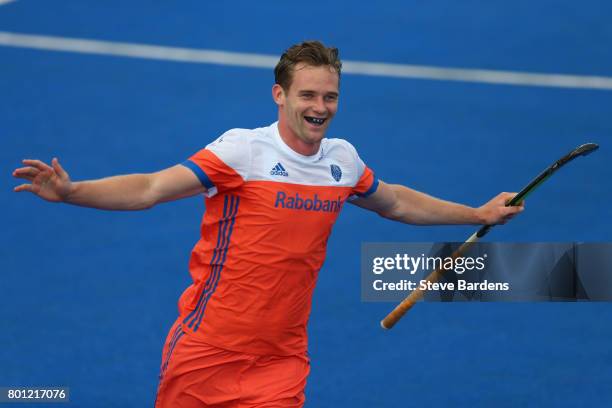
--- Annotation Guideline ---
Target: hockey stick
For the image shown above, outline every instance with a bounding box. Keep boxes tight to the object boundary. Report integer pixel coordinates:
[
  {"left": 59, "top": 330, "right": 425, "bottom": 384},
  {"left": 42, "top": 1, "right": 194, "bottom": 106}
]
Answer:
[{"left": 380, "top": 143, "right": 599, "bottom": 330}]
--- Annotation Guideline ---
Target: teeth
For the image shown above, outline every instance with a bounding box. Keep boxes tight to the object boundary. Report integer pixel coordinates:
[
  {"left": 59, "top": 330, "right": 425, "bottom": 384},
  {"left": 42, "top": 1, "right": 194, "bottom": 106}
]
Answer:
[{"left": 305, "top": 116, "right": 325, "bottom": 125}]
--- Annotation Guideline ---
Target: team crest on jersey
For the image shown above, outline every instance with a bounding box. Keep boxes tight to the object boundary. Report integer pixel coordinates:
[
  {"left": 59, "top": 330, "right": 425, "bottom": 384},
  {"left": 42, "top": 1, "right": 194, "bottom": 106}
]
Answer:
[
  {"left": 270, "top": 162, "right": 289, "bottom": 177},
  {"left": 330, "top": 164, "right": 342, "bottom": 182}
]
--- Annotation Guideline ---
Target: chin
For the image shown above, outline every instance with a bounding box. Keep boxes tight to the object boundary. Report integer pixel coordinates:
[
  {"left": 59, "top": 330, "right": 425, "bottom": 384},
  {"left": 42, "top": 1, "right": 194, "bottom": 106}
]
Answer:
[{"left": 305, "top": 132, "right": 325, "bottom": 144}]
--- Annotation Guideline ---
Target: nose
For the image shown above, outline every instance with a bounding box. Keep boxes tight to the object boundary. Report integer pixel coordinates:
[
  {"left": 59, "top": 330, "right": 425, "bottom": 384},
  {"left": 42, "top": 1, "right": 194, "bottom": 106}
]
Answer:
[{"left": 312, "top": 96, "right": 327, "bottom": 115}]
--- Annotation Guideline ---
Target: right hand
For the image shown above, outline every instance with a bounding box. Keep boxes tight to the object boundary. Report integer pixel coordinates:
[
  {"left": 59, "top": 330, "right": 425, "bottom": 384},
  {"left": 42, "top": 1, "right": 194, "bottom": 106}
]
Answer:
[
  {"left": 476, "top": 191, "right": 525, "bottom": 225},
  {"left": 13, "top": 158, "right": 73, "bottom": 202}
]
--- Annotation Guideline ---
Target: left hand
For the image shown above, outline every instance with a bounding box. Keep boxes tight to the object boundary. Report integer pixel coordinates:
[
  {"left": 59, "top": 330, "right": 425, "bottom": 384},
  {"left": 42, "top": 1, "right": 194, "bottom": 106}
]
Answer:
[{"left": 477, "top": 192, "right": 524, "bottom": 225}]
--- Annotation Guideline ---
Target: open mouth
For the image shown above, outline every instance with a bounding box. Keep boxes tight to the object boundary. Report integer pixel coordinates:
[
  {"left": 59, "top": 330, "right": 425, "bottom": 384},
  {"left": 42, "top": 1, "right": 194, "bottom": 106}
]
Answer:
[{"left": 304, "top": 116, "right": 326, "bottom": 126}]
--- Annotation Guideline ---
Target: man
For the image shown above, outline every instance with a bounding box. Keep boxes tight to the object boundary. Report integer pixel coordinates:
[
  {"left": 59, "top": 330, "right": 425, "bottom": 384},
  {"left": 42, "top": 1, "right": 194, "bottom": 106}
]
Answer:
[{"left": 12, "top": 41, "right": 523, "bottom": 407}]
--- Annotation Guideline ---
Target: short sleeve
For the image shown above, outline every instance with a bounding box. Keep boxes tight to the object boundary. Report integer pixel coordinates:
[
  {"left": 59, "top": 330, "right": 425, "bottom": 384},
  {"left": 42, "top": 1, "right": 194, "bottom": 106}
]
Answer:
[
  {"left": 181, "top": 129, "right": 251, "bottom": 197},
  {"left": 345, "top": 142, "right": 379, "bottom": 200}
]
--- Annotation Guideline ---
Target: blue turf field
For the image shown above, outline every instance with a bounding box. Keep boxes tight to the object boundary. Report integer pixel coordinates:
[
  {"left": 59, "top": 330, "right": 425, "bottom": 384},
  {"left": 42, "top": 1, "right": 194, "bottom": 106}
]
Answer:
[{"left": 1, "top": 1, "right": 612, "bottom": 406}]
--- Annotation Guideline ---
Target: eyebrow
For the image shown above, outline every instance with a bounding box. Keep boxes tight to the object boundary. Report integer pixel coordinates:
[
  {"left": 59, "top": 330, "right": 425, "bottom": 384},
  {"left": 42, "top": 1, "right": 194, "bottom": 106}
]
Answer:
[{"left": 298, "top": 90, "right": 339, "bottom": 97}]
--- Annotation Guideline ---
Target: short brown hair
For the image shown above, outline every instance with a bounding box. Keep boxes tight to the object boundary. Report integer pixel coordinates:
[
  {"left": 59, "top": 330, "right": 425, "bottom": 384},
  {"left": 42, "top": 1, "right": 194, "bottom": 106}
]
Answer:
[{"left": 274, "top": 41, "right": 342, "bottom": 90}]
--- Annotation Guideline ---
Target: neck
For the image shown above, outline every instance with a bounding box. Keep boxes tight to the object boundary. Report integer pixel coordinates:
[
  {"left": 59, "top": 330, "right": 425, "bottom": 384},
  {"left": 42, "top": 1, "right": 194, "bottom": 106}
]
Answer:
[{"left": 277, "top": 117, "right": 320, "bottom": 156}]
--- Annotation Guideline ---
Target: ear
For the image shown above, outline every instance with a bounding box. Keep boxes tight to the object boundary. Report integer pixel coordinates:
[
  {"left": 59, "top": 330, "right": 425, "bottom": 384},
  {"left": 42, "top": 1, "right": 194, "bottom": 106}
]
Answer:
[{"left": 272, "top": 84, "right": 285, "bottom": 106}]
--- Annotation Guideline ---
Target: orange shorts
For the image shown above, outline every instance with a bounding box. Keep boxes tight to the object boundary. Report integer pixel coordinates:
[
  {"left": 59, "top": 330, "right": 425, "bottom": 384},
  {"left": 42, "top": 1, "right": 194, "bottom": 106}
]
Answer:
[{"left": 155, "top": 319, "right": 310, "bottom": 408}]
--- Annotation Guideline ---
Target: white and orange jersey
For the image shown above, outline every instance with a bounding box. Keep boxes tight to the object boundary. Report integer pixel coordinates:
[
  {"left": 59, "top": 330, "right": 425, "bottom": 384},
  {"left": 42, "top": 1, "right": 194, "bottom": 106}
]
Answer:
[{"left": 178, "top": 122, "right": 378, "bottom": 356}]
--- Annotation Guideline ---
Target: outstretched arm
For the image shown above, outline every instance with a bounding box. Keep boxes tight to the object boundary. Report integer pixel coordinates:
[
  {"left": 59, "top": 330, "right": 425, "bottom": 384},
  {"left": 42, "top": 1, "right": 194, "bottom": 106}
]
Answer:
[
  {"left": 351, "top": 181, "right": 523, "bottom": 225},
  {"left": 12, "top": 158, "right": 206, "bottom": 210}
]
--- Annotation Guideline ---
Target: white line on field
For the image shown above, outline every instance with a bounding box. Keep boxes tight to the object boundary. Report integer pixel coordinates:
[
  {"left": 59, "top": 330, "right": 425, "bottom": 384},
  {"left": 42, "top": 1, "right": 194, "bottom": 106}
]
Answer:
[{"left": 0, "top": 31, "right": 611, "bottom": 91}]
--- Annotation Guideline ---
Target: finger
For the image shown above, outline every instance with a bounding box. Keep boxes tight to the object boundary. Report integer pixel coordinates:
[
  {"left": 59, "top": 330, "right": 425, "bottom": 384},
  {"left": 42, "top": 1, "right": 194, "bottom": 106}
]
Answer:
[
  {"left": 503, "top": 192, "right": 519, "bottom": 205},
  {"left": 12, "top": 173, "right": 36, "bottom": 182},
  {"left": 52, "top": 157, "right": 68, "bottom": 179},
  {"left": 501, "top": 206, "right": 523, "bottom": 217},
  {"left": 22, "top": 159, "right": 53, "bottom": 173},
  {"left": 509, "top": 206, "right": 524, "bottom": 214},
  {"left": 507, "top": 199, "right": 525, "bottom": 208},
  {"left": 12, "top": 167, "right": 40, "bottom": 178},
  {"left": 14, "top": 183, "right": 34, "bottom": 193},
  {"left": 504, "top": 210, "right": 519, "bottom": 220},
  {"left": 13, "top": 166, "right": 39, "bottom": 173}
]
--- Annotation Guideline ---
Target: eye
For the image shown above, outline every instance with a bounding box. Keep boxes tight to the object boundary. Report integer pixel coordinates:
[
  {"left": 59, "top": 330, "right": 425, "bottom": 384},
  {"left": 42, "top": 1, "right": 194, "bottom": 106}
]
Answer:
[
  {"left": 325, "top": 94, "right": 338, "bottom": 102},
  {"left": 300, "top": 93, "right": 314, "bottom": 99}
]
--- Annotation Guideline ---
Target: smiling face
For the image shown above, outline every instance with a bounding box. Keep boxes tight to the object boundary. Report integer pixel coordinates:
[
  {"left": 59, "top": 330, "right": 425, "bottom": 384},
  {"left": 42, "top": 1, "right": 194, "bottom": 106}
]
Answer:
[{"left": 273, "top": 63, "right": 339, "bottom": 156}]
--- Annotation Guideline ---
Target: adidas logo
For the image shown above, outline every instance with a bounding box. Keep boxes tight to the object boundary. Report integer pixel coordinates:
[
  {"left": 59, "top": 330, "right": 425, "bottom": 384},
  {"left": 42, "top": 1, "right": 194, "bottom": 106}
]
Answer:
[{"left": 270, "top": 162, "right": 289, "bottom": 177}]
